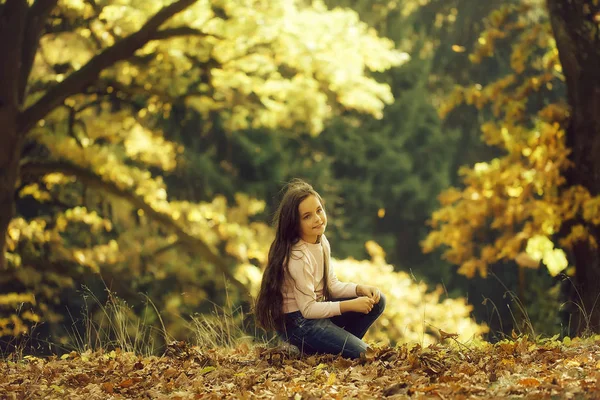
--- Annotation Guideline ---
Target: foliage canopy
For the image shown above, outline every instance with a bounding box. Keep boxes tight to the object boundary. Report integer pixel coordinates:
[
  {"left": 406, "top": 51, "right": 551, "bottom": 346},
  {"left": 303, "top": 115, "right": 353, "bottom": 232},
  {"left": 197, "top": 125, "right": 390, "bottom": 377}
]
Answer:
[
  {"left": 421, "top": 3, "right": 585, "bottom": 280},
  {"left": 1, "top": 0, "right": 407, "bottom": 340}
]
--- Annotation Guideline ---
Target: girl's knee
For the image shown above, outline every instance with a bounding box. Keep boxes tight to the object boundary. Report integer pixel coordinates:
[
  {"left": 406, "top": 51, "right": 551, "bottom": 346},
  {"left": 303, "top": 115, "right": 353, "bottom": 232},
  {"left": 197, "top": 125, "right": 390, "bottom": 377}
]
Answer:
[
  {"left": 342, "top": 340, "right": 368, "bottom": 359},
  {"left": 374, "top": 293, "right": 386, "bottom": 315}
]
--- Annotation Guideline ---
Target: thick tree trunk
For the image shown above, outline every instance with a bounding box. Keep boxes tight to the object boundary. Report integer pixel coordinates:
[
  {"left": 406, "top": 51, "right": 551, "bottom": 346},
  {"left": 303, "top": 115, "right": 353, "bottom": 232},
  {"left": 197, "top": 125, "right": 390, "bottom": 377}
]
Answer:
[
  {"left": 0, "top": 1, "right": 28, "bottom": 270},
  {"left": 547, "top": 0, "right": 600, "bottom": 334}
]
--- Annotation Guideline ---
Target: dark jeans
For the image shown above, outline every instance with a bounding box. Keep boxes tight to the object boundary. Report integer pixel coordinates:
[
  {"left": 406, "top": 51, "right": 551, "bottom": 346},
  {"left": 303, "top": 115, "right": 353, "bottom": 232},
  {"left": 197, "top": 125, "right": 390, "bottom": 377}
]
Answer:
[{"left": 276, "top": 293, "right": 386, "bottom": 359}]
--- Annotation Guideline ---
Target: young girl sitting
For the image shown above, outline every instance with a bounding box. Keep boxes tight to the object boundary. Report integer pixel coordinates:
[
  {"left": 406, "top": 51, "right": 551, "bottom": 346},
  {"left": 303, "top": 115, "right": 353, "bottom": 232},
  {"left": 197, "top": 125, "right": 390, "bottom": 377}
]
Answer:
[{"left": 254, "top": 179, "right": 386, "bottom": 359}]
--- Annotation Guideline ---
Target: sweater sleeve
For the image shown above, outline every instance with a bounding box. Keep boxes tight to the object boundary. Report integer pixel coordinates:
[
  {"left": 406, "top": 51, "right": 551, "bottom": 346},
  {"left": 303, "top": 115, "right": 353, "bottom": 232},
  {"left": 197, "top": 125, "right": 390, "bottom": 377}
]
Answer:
[
  {"left": 322, "top": 236, "right": 358, "bottom": 299},
  {"left": 287, "top": 256, "right": 342, "bottom": 319},
  {"left": 329, "top": 268, "right": 358, "bottom": 299}
]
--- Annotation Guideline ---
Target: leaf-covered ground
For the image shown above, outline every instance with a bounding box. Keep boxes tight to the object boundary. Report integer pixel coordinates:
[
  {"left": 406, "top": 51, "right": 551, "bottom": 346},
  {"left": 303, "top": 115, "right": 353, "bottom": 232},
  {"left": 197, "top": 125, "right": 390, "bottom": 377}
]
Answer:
[{"left": 1, "top": 336, "right": 599, "bottom": 399}]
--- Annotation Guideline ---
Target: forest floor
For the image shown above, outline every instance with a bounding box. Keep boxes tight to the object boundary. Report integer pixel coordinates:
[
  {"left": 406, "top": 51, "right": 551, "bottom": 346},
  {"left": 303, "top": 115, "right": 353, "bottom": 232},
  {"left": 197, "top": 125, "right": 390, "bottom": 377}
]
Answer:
[{"left": 1, "top": 335, "right": 599, "bottom": 399}]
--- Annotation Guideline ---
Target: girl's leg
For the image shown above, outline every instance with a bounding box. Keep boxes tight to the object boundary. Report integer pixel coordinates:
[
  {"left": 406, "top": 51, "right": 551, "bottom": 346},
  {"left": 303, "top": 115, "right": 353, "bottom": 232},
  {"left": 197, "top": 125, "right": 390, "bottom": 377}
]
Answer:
[
  {"left": 282, "top": 317, "right": 368, "bottom": 359},
  {"left": 330, "top": 293, "right": 386, "bottom": 339}
]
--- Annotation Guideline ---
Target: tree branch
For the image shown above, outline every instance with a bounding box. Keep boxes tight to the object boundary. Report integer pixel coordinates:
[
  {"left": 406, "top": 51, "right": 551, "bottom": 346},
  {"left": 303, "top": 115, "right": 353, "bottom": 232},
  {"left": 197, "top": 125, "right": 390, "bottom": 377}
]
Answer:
[
  {"left": 90, "top": 79, "right": 175, "bottom": 103},
  {"left": 152, "top": 26, "right": 220, "bottom": 41},
  {"left": 43, "top": 16, "right": 96, "bottom": 36},
  {"left": 88, "top": 78, "right": 206, "bottom": 104},
  {"left": 19, "top": 160, "right": 252, "bottom": 301},
  {"left": 141, "top": 239, "right": 181, "bottom": 261},
  {"left": 17, "top": 0, "right": 198, "bottom": 136},
  {"left": 19, "top": 0, "right": 59, "bottom": 102}
]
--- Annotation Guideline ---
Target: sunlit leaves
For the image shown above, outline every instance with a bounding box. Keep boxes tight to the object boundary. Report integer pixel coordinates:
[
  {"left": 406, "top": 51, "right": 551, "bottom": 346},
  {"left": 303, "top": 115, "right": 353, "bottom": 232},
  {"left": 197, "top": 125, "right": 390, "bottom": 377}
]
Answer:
[
  {"left": 0, "top": 293, "right": 36, "bottom": 307},
  {"left": 169, "top": 0, "right": 408, "bottom": 134},
  {"left": 123, "top": 124, "right": 178, "bottom": 171},
  {"left": 99, "top": 4, "right": 150, "bottom": 33},
  {"left": 422, "top": 1, "right": 600, "bottom": 279},
  {"left": 421, "top": 122, "right": 572, "bottom": 278},
  {"left": 56, "top": 207, "right": 111, "bottom": 232},
  {"left": 41, "top": 0, "right": 408, "bottom": 137},
  {"left": 524, "top": 236, "right": 567, "bottom": 276},
  {"left": 19, "top": 184, "right": 52, "bottom": 203},
  {"left": 56, "top": 0, "right": 94, "bottom": 22},
  {"left": 33, "top": 32, "right": 94, "bottom": 86},
  {"left": 334, "top": 256, "right": 487, "bottom": 345}
]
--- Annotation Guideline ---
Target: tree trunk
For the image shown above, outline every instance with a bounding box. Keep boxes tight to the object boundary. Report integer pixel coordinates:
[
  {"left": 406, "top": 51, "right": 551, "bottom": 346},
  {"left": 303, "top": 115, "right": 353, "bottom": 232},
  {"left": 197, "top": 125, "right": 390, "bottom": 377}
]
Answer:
[
  {"left": 0, "top": 120, "right": 22, "bottom": 271},
  {"left": 0, "top": 1, "right": 28, "bottom": 270},
  {"left": 547, "top": 0, "right": 600, "bottom": 334}
]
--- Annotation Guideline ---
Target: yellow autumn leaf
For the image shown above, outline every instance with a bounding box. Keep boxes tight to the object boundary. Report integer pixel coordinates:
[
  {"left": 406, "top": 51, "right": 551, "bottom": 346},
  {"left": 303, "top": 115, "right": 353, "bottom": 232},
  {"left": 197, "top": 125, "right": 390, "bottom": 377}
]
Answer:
[{"left": 327, "top": 372, "right": 337, "bottom": 385}]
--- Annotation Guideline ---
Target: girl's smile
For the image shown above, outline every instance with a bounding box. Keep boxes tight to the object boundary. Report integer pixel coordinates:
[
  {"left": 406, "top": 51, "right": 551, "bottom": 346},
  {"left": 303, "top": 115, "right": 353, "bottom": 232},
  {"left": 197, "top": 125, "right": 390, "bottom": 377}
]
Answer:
[{"left": 298, "top": 195, "right": 327, "bottom": 243}]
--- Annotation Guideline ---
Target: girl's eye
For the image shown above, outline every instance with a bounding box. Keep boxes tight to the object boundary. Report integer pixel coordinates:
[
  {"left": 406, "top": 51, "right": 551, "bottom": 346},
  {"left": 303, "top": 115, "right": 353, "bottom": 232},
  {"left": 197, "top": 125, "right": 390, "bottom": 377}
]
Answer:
[
  {"left": 303, "top": 215, "right": 310, "bottom": 220},
  {"left": 317, "top": 208, "right": 322, "bottom": 213}
]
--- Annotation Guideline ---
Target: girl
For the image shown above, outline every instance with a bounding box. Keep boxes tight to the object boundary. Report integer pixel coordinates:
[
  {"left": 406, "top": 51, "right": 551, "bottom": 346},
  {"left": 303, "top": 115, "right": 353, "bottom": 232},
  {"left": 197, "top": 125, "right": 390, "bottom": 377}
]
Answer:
[{"left": 254, "top": 179, "right": 385, "bottom": 359}]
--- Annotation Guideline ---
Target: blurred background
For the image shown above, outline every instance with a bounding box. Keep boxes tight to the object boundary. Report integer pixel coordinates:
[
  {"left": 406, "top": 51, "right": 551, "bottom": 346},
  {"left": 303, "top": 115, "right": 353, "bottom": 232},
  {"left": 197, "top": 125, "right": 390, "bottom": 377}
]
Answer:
[{"left": 2, "top": 0, "right": 595, "bottom": 356}]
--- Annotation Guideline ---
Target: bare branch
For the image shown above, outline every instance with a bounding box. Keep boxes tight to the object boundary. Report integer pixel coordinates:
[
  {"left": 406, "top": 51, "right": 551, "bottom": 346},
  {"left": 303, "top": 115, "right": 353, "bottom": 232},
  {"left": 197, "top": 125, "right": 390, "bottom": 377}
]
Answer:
[
  {"left": 18, "top": 0, "right": 198, "bottom": 136},
  {"left": 19, "top": 160, "right": 252, "bottom": 301}
]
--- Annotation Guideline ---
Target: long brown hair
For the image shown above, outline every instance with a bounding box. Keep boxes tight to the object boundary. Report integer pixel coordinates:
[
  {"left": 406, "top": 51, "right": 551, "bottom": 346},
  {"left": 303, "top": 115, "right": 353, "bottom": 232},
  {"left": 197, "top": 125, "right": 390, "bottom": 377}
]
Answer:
[{"left": 253, "top": 179, "right": 331, "bottom": 332}]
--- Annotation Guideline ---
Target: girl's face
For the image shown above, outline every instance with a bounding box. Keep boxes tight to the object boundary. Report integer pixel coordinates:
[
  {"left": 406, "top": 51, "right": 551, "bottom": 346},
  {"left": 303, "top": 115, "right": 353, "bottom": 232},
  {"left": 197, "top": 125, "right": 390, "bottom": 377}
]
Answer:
[{"left": 298, "top": 195, "right": 327, "bottom": 244}]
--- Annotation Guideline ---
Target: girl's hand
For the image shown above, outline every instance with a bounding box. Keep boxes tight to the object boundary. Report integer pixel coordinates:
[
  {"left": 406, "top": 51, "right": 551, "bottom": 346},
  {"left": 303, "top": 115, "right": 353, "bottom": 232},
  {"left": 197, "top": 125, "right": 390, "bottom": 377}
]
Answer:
[
  {"left": 357, "top": 285, "right": 381, "bottom": 304},
  {"left": 351, "top": 297, "right": 375, "bottom": 314}
]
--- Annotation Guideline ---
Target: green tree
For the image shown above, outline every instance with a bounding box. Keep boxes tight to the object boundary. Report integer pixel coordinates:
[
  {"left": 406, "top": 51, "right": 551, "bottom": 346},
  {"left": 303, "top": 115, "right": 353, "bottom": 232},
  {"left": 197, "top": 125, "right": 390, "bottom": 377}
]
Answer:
[
  {"left": 317, "top": 0, "right": 570, "bottom": 338},
  {"left": 423, "top": 0, "right": 600, "bottom": 335},
  {"left": 0, "top": 0, "right": 404, "bottom": 339}
]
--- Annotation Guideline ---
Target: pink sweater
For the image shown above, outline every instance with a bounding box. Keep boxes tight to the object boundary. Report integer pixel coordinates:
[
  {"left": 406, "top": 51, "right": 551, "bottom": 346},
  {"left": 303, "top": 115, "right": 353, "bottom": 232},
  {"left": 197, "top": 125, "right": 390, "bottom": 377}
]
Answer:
[{"left": 281, "top": 235, "right": 358, "bottom": 319}]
